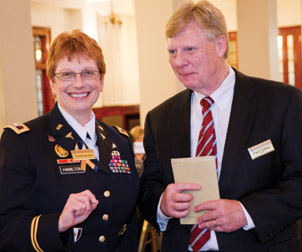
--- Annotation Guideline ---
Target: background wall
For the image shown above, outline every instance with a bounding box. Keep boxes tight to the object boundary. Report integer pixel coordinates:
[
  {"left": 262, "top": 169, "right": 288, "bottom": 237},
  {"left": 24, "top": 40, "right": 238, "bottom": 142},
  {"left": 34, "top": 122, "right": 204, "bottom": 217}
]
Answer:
[
  {"left": 0, "top": 0, "right": 37, "bottom": 132},
  {"left": 30, "top": 2, "right": 82, "bottom": 39},
  {"left": 277, "top": 0, "right": 301, "bottom": 26}
]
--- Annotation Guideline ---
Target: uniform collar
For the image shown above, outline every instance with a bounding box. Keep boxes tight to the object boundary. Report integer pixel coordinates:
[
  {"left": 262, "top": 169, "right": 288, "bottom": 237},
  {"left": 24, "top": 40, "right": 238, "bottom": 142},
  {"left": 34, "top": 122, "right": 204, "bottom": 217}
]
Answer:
[{"left": 57, "top": 104, "right": 97, "bottom": 145}]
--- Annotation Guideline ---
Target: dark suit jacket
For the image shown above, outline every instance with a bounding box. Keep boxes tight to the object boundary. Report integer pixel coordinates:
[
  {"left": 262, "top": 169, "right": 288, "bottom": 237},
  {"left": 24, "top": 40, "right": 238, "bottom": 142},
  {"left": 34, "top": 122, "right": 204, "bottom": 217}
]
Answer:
[
  {"left": 0, "top": 104, "right": 139, "bottom": 252},
  {"left": 138, "top": 70, "right": 302, "bottom": 252}
]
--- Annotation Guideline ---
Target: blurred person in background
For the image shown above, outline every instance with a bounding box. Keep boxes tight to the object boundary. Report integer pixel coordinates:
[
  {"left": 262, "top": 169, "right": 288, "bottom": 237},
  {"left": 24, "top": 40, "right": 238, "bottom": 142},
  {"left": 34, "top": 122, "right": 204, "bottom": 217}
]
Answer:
[{"left": 130, "top": 125, "right": 145, "bottom": 177}]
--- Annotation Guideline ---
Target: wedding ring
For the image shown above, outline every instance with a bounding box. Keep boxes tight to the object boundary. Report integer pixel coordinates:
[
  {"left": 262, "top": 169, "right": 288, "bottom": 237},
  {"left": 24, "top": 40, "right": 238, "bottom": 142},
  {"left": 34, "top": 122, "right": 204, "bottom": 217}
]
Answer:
[{"left": 213, "top": 219, "right": 216, "bottom": 227}]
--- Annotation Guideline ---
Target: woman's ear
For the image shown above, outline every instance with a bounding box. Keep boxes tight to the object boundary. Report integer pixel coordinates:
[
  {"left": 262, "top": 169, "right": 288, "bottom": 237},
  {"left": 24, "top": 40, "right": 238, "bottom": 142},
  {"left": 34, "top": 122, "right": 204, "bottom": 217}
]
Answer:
[
  {"left": 49, "top": 79, "right": 57, "bottom": 96},
  {"left": 100, "top": 75, "right": 105, "bottom": 92}
]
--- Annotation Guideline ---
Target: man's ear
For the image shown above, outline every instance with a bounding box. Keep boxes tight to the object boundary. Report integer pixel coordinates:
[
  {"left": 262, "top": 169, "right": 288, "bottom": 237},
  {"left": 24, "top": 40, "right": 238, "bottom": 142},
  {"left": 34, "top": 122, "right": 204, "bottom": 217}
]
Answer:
[{"left": 216, "top": 34, "right": 227, "bottom": 58}]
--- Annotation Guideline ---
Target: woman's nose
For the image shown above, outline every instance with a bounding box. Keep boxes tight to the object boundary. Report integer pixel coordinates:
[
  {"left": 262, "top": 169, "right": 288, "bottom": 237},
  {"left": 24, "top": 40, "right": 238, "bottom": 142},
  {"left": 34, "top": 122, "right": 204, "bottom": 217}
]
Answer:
[{"left": 72, "top": 74, "right": 86, "bottom": 88}]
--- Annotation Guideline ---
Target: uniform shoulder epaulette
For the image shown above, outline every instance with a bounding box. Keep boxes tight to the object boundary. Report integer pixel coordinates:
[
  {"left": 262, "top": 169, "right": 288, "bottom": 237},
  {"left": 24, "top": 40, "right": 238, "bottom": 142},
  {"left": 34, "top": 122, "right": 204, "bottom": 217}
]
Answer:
[
  {"left": 113, "top": 125, "right": 129, "bottom": 137},
  {"left": 4, "top": 122, "right": 30, "bottom": 134}
]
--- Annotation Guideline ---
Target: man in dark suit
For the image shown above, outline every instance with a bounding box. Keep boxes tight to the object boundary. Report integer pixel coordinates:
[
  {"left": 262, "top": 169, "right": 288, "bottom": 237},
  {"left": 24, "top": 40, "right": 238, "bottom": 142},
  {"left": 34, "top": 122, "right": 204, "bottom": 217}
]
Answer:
[{"left": 137, "top": 1, "right": 302, "bottom": 251}]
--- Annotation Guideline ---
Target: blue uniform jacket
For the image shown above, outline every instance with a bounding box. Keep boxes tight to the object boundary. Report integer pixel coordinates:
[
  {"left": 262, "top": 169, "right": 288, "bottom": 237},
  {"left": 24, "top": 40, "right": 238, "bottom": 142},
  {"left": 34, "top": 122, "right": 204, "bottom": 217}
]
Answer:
[{"left": 0, "top": 103, "right": 139, "bottom": 252}]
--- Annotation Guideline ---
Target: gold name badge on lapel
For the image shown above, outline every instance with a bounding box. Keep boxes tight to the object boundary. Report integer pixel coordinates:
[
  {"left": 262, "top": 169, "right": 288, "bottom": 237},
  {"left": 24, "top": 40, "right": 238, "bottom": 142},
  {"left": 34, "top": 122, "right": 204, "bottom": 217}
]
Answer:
[
  {"left": 71, "top": 149, "right": 96, "bottom": 160},
  {"left": 248, "top": 139, "right": 275, "bottom": 160},
  {"left": 71, "top": 143, "right": 97, "bottom": 172}
]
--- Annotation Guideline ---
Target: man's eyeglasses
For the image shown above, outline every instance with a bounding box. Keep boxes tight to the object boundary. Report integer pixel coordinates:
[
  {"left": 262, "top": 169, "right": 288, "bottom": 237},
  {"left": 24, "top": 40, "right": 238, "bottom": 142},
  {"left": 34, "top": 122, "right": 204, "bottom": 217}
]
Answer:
[{"left": 54, "top": 70, "right": 100, "bottom": 81}]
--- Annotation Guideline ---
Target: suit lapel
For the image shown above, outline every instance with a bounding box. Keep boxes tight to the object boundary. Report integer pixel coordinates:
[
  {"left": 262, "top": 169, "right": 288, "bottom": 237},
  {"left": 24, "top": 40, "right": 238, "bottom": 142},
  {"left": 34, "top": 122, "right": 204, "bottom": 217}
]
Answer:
[
  {"left": 169, "top": 89, "right": 192, "bottom": 158},
  {"left": 219, "top": 70, "right": 256, "bottom": 197}
]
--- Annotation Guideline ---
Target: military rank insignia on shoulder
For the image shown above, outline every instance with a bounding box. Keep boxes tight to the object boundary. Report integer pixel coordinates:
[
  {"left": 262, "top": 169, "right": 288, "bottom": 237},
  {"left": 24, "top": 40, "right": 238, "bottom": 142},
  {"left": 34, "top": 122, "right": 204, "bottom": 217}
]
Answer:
[
  {"left": 113, "top": 126, "right": 129, "bottom": 137},
  {"left": 4, "top": 122, "right": 30, "bottom": 134}
]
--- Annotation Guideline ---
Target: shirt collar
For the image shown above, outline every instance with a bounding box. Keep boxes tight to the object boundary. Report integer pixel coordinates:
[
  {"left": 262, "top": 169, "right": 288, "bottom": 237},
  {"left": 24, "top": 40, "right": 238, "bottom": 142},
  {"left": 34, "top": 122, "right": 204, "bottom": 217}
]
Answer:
[
  {"left": 57, "top": 104, "right": 97, "bottom": 144},
  {"left": 194, "top": 65, "right": 235, "bottom": 112}
]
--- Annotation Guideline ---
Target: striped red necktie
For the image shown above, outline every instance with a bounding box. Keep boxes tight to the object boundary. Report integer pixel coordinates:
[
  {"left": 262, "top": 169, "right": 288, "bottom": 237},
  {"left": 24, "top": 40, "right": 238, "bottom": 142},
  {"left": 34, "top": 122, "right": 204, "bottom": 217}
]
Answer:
[{"left": 189, "top": 96, "right": 217, "bottom": 252}]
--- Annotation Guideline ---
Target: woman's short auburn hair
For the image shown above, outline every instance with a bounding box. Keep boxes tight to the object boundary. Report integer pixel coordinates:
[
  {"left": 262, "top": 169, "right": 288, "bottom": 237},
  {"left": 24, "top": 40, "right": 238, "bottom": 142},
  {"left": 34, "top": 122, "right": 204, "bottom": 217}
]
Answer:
[
  {"left": 46, "top": 29, "right": 106, "bottom": 82},
  {"left": 166, "top": 0, "right": 229, "bottom": 59}
]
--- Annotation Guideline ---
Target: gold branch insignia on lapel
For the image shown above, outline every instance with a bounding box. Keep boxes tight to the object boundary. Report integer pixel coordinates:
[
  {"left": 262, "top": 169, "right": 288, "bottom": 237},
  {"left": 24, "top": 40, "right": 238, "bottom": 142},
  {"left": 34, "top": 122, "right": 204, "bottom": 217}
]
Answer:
[
  {"left": 56, "top": 124, "right": 63, "bottom": 130},
  {"left": 100, "top": 133, "right": 106, "bottom": 140},
  {"left": 65, "top": 132, "right": 74, "bottom": 140}
]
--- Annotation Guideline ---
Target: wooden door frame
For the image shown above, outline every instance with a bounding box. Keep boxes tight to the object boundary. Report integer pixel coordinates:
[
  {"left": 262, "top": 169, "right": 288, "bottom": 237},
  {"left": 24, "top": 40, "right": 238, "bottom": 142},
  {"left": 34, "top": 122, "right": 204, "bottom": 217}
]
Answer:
[{"left": 32, "top": 26, "right": 54, "bottom": 114}]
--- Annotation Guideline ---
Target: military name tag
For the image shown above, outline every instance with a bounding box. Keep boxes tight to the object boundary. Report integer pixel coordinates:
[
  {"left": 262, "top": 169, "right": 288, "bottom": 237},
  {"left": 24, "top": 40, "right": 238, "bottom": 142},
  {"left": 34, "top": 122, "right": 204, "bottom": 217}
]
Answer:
[
  {"left": 71, "top": 149, "right": 96, "bottom": 160},
  {"left": 59, "top": 164, "right": 85, "bottom": 174}
]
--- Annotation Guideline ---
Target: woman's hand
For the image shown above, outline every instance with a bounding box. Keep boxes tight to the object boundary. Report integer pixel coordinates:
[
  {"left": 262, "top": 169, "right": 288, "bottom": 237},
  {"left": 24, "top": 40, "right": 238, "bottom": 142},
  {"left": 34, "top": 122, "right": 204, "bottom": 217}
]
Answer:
[{"left": 58, "top": 189, "right": 99, "bottom": 232}]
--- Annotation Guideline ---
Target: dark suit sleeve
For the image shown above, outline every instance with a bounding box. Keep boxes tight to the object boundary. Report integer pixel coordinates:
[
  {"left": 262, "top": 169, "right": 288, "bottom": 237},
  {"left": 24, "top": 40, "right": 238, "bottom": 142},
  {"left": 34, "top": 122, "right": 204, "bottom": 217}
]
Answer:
[
  {"left": 0, "top": 129, "right": 70, "bottom": 251},
  {"left": 240, "top": 87, "right": 302, "bottom": 244},
  {"left": 137, "top": 112, "right": 166, "bottom": 229}
]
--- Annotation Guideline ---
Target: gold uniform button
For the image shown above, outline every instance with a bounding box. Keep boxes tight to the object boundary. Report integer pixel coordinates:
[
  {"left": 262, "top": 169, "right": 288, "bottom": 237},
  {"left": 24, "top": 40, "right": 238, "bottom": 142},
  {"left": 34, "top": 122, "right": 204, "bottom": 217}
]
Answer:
[
  {"left": 104, "top": 190, "right": 110, "bottom": 197},
  {"left": 99, "top": 235, "right": 105, "bottom": 243},
  {"left": 102, "top": 214, "right": 109, "bottom": 221}
]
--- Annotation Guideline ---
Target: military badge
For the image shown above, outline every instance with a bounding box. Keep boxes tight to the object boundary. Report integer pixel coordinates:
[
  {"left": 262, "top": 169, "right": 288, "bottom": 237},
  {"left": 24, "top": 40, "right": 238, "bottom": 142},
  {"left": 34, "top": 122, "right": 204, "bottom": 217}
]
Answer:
[
  {"left": 100, "top": 133, "right": 106, "bottom": 140},
  {"left": 57, "top": 159, "right": 80, "bottom": 164},
  {"left": 113, "top": 126, "right": 129, "bottom": 137},
  {"left": 108, "top": 150, "right": 131, "bottom": 174},
  {"left": 73, "top": 227, "right": 83, "bottom": 242},
  {"left": 54, "top": 144, "right": 69, "bottom": 158},
  {"left": 56, "top": 124, "right": 63, "bottom": 130},
  {"left": 48, "top": 135, "right": 56, "bottom": 142},
  {"left": 5, "top": 122, "right": 30, "bottom": 134},
  {"left": 65, "top": 132, "right": 74, "bottom": 140},
  {"left": 71, "top": 142, "right": 98, "bottom": 172}
]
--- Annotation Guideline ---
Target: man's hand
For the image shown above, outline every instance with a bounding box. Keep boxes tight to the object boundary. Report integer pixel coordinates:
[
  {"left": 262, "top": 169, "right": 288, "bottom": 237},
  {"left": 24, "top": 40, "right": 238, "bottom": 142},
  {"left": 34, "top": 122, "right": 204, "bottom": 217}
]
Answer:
[
  {"left": 160, "top": 183, "right": 201, "bottom": 218},
  {"left": 58, "top": 189, "right": 99, "bottom": 232},
  {"left": 194, "top": 199, "right": 247, "bottom": 232}
]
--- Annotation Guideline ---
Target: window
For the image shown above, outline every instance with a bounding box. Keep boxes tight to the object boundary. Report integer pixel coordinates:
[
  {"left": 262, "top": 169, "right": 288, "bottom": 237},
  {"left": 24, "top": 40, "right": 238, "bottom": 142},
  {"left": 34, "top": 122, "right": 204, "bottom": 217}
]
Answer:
[
  {"left": 33, "top": 26, "right": 54, "bottom": 115},
  {"left": 227, "top": 27, "right": 302, "bottom": 90},
  {"left": 278, "top": 26, "right": 302, "bottom": 89}
]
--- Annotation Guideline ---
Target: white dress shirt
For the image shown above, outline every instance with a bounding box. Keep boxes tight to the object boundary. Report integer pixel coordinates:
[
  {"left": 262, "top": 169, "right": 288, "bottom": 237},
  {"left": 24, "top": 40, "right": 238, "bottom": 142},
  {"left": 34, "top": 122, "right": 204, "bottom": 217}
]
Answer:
[
  {"left": 157, "top": 66, "right": 255, "bottom": 251},
  {"left": 58, "top": 104, "right": 99, "bottom": 160}
]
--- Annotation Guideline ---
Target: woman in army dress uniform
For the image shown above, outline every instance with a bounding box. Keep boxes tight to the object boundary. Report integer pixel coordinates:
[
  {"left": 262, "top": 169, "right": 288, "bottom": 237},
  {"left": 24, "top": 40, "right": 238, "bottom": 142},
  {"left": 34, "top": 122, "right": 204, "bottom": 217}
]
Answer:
[{"left": 0, "top": 30, "right": 139, "bottom": 252}]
